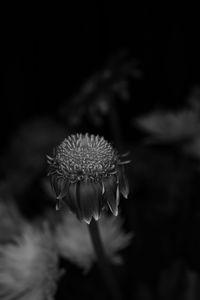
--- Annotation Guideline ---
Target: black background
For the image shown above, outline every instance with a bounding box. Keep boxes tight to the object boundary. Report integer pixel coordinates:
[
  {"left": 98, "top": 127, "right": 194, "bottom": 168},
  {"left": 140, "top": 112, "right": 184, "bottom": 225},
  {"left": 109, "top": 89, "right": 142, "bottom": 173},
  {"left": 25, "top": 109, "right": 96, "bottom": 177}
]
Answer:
[
  {"left": 2, "top": 4, "right": 200, "bottom": 140},
  {"left": 1, "top": 4, "right": 200, "bottom": 299}
]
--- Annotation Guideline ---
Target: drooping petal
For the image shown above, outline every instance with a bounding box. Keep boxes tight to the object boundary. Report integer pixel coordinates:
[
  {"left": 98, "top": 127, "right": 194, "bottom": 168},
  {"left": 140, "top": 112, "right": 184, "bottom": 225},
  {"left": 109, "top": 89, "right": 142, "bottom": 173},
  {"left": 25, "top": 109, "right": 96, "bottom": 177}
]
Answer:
[
  {"left": 103, "top": 175, "right": 119, "bottom": 216},
  {"left": 56, "top": 200, "right": 61, "bottom": 211},
  {"left": 119, "top": 166, "right": 129, "bottom": 199},
  {"left": 67, "top": 183, "right": 81, "bottom": 219},
  {"left": 102, "top": 182, "right": 105, "bottom": 195},
  {"left": 57, "top": 182, "right": 69, "bottom": 200},
  {"left": 51, "top": 176, "right": 65, "bottom": 198},
  {"left": 92, "top": 182, "right": 103, "bottom": 220},
  {"left": 116, "top": 184, "right": 120, "bottom": 208},
  {"left": 50, "top": 175, "right": 57, "bottom": 194},
  {"left": 79, "top": 181, "right": 101, "bottom": 222}
]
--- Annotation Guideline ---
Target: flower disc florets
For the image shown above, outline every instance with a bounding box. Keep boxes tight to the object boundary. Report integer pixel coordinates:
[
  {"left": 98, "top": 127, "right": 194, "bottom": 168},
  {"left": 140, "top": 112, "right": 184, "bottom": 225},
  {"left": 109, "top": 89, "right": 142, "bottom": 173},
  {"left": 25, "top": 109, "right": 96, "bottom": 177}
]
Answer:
[{"left": 47, "top": 133, "right": 129, "bottom": 224}]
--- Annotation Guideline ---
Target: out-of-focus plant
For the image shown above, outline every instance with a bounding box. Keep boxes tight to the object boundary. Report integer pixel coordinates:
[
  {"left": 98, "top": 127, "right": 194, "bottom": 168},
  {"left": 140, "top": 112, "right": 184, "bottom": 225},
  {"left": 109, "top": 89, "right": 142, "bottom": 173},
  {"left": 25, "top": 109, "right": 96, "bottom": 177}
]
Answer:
[
  {"left": 135, "top": 101, "right": 200, "bottom": 143},
  {"left": 59, "top": 50, "right": 141, "bottom": 147},
  {"left": 0, "top": 198, "right": 61, "bottom": 300},
  {"left": 135, "top": 86, "right": 200, "bottom": 160},
  {"left": 136, "top": 108, "right": 200, "bottom": 142}
]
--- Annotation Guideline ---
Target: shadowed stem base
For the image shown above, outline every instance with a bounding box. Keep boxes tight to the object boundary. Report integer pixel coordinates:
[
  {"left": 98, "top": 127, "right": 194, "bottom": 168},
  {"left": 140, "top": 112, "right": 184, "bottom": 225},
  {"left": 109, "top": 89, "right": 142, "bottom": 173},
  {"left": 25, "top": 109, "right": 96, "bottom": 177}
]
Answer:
[{"left": 88, "top": 219, "right": 123, "bottom": 300}]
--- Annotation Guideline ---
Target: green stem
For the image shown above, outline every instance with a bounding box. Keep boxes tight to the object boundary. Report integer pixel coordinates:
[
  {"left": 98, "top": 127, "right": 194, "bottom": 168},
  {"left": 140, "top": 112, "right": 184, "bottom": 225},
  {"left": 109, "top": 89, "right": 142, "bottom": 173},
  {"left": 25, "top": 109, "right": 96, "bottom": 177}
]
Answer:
[{"left": 88, "top": 219, "right": 123, "bottom": 300}]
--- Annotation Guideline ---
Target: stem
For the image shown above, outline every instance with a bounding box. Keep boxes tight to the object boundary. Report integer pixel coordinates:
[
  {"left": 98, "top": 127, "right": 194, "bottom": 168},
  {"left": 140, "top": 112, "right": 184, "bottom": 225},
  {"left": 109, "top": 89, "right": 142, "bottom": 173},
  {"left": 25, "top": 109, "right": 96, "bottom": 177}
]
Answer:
[{"left": 88, "top": 219, "right": 123, "bottom": 300}]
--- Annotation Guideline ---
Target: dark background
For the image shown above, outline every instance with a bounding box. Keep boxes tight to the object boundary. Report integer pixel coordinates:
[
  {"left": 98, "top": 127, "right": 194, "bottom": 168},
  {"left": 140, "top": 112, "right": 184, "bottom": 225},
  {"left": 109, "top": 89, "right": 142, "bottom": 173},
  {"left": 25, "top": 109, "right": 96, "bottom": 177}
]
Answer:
[
  {"left": 2, "top": 5, "right": 200, "bottom": 141},
  {"left": 1, "top": 4, "right": 200, "bottom": 300}
]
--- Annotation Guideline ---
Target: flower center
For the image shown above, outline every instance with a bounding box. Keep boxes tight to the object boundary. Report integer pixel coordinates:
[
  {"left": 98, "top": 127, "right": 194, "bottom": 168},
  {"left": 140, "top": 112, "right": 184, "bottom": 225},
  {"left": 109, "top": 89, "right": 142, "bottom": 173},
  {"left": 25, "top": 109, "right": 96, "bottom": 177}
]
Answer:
[{"left": 53, "top": 133, "right": 118, "bottom": 181}]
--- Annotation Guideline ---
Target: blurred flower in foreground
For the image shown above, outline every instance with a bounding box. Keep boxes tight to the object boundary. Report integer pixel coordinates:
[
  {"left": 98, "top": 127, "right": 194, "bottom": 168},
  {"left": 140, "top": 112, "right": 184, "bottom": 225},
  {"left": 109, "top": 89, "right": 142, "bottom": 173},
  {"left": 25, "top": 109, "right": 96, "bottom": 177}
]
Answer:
[
  {"left": 0, "top": 201, "right": 60, "bottom": 300},
  {"left": 55, "top": 211, "right": 133, "bottom": 272},
  {"left": 47, "top": 133, "right": 129, "bottom": 224}
]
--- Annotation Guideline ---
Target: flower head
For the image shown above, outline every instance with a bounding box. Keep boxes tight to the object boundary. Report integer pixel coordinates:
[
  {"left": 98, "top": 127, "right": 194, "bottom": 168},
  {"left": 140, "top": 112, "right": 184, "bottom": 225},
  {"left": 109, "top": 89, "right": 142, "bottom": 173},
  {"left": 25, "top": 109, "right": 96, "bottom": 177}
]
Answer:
[{"left": 47, "top": 133, "right": 129, "bottom": 223}]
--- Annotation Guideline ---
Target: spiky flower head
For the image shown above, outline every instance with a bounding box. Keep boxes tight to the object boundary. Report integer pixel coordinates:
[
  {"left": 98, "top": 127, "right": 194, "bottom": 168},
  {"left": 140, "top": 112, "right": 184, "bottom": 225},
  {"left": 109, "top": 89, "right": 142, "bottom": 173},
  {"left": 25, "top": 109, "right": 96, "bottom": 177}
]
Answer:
[{"left": 47, "top": 133, "right": 129, "bottom": 224}]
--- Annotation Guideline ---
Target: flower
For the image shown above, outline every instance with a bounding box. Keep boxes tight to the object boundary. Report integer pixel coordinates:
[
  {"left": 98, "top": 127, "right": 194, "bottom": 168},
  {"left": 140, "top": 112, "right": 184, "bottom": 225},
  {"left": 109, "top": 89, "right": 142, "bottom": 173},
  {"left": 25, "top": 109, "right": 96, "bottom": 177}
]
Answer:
[
  {"left": 0, "top": 201, "right": 60, "bottom": 300},
  {"left": 55, "top": 211, "right": 133, "bottom": 272},
  {"left": 47, "top": 133, "right": 129, "bottom": 224}
]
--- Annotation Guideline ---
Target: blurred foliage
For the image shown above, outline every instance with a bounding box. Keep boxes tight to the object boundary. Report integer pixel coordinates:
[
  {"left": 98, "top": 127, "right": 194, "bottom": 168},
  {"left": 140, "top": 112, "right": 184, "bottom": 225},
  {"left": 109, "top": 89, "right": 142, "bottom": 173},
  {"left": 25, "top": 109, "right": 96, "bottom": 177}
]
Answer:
[
  {"left": 59, "top": 50, "right": 142, "bottom": 149},
  {"left": 59, "top": 50, "right": 141, "bottom": 127}
]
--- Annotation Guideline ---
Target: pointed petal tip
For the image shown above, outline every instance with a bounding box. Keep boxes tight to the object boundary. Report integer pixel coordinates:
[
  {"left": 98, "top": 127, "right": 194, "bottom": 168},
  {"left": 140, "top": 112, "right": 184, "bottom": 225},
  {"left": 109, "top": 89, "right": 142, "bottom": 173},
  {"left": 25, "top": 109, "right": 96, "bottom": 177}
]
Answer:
[
  {"left": 93, "top": 213, "right": 100, "bottom": 221},
  {"left": 119, "top": 168, "right": 129, "bottom": 199},
  {"left": 116, "top": 185, "right": 120, "bottom": 205},
  {"left": 107, "top": 200, "right": 119, "bottom": 217},
  {"left": 84, "top": 217, "right": 92, "bottom": 224},
  {"left": 102, "top": 182, "right": 105, "bottom": 195},
  {"left": 57, "top": 190, "right": 67, "bottom": 200},
  {"left": 113, "top": 208, "right": 118, "bottom": 216},
  {"left": 121, "top": 190, "right": 129, "bottom": 199}
]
